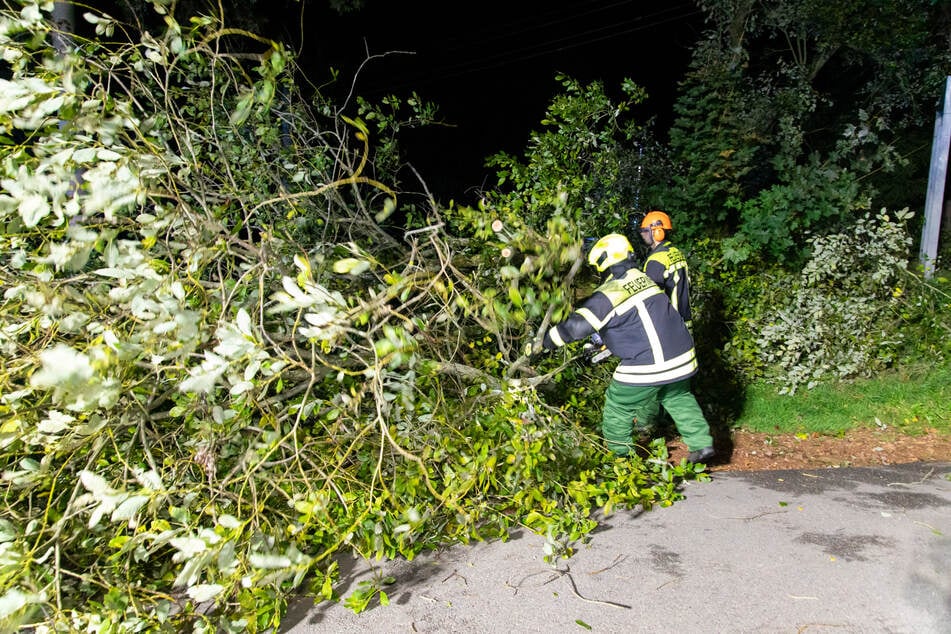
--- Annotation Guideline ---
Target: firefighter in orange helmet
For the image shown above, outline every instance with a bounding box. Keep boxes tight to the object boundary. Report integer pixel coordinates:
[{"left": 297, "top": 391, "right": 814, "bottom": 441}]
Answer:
[{"left": 638, "top": 210, "right": 692, "bottom": 331}]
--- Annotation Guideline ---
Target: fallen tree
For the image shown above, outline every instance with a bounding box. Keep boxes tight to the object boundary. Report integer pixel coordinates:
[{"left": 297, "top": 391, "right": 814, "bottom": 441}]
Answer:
[{"left": 0, "top": 4, "right": 703, "bottom": 631}]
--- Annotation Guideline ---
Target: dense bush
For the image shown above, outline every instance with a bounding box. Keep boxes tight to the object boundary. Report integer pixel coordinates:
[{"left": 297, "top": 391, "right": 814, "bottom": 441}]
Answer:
[
  {"left": 752, "top": 208, "right": 913, "bottom": 392},
  {"left": 696, "top": 208, "right": 951, "bottom": 395}
]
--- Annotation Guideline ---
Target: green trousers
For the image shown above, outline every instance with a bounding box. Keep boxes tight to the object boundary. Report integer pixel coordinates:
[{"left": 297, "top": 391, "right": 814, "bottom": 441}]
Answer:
[{"left": 602, "top": 378, "right": 713, "bottom": 455}]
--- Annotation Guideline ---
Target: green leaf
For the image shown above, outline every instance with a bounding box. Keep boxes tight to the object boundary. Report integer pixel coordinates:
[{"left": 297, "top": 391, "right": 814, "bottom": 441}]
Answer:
[
  {"left": 186, "top": 584, "right": 224, "bottom": 603},
  {"left": 333, "top": 258, "right": 370, "bottom": 275},
  {"left": 255, "top": 80, "right": 275, "bottom": 106},
  {"left": 249, "top": 553, "right": 291, "bottom": 569},
  {"left": 507, "top": 286, "right": 523, "bottom": 307},
  {"left": 320, "top": 575, "right": 334, "bottom": 600},
  {"left": 499, "top": 265, "right": 520, "bottom": 280},
  {"left": 18, "top": 194, "right": 51, "bottom": 228},
  {"left": 111, "top": 495, "right": 149, "bottom": 523},
  {"left": 230, "top": 91, "right": 254, "bottom": 126},
  {"left": 375, "top": 197, "right": 397, "bottom": 223},
  {"left": 0, "top": 587, "right": 36, "bottom": 620}
]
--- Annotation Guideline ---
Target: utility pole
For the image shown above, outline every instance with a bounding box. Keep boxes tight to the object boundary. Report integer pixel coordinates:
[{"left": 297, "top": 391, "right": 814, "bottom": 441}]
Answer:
[
  {"left": 51, "top": 2, "right": 74, "bottom": 54},
  {"left": 920, "top": 76, "right": 951, "bottom": 279}
]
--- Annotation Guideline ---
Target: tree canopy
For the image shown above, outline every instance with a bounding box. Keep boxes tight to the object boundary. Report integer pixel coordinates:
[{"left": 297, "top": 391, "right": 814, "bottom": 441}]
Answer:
[{"left": 651, "top": 0, "right": 951, "bottom": 262}]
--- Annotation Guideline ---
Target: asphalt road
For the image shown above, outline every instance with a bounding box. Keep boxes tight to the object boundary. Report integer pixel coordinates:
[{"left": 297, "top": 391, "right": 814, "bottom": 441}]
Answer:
[{"left": 279, "top": 462, "right": 951, "bottom": 634}]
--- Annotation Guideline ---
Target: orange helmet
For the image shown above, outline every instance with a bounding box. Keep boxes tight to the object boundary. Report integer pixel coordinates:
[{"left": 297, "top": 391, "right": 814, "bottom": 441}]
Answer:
[{"left": 639, "top": 210, "right": 673, "bottom": 242}]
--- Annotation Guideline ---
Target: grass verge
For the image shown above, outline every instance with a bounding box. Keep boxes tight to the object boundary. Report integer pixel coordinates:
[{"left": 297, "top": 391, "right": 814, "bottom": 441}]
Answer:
[{"left": 736, "top": 360, "right": 951, "bottom": 436}]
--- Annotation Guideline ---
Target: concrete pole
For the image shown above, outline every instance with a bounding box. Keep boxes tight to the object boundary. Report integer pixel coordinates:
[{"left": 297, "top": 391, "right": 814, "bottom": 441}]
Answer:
[{"left": 920, "top": 76, "right": 951, "bottom": 279}]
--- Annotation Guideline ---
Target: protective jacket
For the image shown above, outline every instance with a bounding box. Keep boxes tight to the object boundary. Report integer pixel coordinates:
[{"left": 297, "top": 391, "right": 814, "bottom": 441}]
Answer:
[
  {"left": 643, "top": 241, "right": 691, "bottom": 324},
  {"left": 542, "top": 260, "right": 698, "bottom": 386}
]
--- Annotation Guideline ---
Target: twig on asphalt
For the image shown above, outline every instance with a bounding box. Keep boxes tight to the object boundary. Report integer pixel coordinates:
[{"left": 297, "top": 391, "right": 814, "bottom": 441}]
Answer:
[
  {"left": 588, "top": 554, "right": 627, "bottom": 575},
  {"left": 441, "top": 569, "right": 468, "bottom": 585},
  {"left": 656, "top": 577, "right": 681, "bottom": 590},
  {"left": 710, "top": 509, "right": 789, "bottom": 520},
  {"left": 509, "top": 567, "right": 632, "bottom": 609},
  {"left": 912, "top": 520, "right": 942, "bottom": 534},
  {"left": 558, "top": 568, "right": 631, "bottom": 609}
]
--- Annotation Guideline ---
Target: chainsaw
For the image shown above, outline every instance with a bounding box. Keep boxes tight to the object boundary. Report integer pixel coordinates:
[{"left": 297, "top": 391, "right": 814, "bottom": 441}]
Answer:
[{"left": 582, "top": 333, "right": 612, "bottom": 365}]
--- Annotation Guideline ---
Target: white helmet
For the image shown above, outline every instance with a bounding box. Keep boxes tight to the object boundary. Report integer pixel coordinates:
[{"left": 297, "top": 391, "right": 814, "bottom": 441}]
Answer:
[{"left": 587, "top": 233, "right": 633, "bottom": 272}]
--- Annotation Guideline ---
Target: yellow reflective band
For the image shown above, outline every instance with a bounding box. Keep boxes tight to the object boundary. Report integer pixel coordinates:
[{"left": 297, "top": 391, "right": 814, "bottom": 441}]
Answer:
[
  {"left": 612, "top": 284, "right": 663, "bottom": 316},
  {"left": 577, "top": 307, "right": 606, "bottom": 329},
  {"left": 614, "top": 349, "right": 698, "bottom": 384},
  {"left": 616, "top": 348, "right": 697, "bottom": 376}
]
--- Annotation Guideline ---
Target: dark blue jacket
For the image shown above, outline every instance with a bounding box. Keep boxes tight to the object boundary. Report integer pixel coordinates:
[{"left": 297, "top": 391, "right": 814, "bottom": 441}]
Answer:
[
  {"left": 543, "top": 260, "right": 697, "bottom": 386},
  {"left": 643, "top": 241, "right": 691, "bottom": 324}
]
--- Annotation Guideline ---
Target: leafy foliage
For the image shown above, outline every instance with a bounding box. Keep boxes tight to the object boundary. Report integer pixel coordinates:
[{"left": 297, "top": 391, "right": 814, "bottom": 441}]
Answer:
[
  {"left": 2, "top": 2, "right": 948, "bottom": 631},
  {"left": 482, "top": 75, "right": 649, "bottom": 238},
  {"left": 651, "top": 35, "right": 762, "bottom": 239},
  {"left": 726, "top": 208, "right": 951, "bottom": 393},
  {"left": 0, "top": 3, "right": 703, "bottom": 631},
  {"left": 661, "top": 0, "right": 951, "bottom": 260}
]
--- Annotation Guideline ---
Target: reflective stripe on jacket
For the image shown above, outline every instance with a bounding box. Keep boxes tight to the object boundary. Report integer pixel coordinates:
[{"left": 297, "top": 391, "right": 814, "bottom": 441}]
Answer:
[
  {"left": 644, "top": 242, "right": 691, "bottom": 323},
  {"left": 543, "top": 260, "right": 697, "bottom": 386}
]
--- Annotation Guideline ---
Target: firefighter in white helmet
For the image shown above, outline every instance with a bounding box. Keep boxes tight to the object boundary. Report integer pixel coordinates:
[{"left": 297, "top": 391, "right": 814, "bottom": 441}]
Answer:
[{"left": 541, "top": 233, "right": 715, "bottom": 463}]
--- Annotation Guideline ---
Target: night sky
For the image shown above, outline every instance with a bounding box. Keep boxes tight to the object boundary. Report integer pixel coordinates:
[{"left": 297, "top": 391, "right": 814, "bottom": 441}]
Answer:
[{"left": 292, "top": 1, "right": 706, "bottom": 203}]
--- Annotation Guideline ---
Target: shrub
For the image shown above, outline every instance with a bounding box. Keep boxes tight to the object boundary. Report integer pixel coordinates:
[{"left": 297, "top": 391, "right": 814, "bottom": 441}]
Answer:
[{"left": 747, "top": 207, "right": 929, "bottom": 393}]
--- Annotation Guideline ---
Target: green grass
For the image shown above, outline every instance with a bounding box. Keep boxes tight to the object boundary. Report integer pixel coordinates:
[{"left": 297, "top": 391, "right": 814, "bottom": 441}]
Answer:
[{"left": 736, "top": 360, "right": 951, "bottom": 436}]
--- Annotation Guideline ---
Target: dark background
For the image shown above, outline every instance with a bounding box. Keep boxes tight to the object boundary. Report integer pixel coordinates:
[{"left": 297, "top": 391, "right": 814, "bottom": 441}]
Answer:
[
  {"left": 87, "top": 0, "right": 706, "bottom": 202},
  {"left": 290, "top": 1, "right": 706, "bottom": 202}
]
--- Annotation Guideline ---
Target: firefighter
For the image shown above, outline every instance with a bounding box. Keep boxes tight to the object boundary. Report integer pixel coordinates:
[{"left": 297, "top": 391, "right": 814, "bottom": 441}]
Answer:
[
  {"left": 638, "top": 210, "right": 692, "bottom": 331},
  {"left": 540, "top": 233, "right": 715, "bottom": 463}
]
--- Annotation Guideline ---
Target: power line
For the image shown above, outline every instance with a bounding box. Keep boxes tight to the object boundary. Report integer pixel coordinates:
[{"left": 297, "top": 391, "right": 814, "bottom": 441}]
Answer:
[
  {"left": 441, "top": 6, "right": 700, "bottom": 73},
  {"left": 358, "top": 4, "right": 702, "bottom": 96},
  {"left": 431, "top": 0, "right": 674, "bottom": 56}
]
